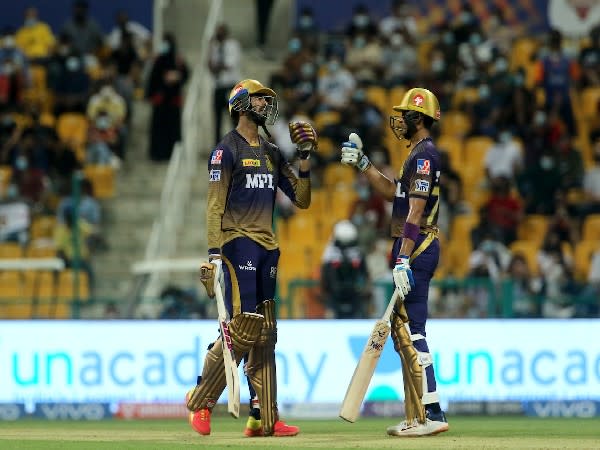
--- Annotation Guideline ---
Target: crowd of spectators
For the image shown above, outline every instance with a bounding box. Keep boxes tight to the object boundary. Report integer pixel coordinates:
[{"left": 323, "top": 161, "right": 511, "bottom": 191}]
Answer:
[
  {"left": 269, "top": 0, "right": 600, "bottom": 318},
  {"left": 0, "top": 1, "right": 153, "bottom": 307}
]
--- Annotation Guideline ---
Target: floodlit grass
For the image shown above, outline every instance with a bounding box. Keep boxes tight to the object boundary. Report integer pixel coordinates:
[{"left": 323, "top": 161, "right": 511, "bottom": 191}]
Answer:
[{"left": 0, "top": 416, "right": 599, "bottom": 449}]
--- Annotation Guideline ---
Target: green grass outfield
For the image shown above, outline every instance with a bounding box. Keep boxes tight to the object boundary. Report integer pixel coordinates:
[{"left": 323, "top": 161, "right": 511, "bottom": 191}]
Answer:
[{"left": 0, "top": 416, "right": 599, "bottom": 450}]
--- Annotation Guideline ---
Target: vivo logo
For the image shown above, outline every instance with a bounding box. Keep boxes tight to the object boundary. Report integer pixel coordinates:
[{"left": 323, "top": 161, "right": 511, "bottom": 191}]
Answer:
[
  {"left": 529, "top": 401, "right": 598, "bottom": 418},
  {"left": 245, "top": 173, "right": 274, "bottom": 189},
  {"left": 36, "top": 403, "right": 109, "bottom": 420}
]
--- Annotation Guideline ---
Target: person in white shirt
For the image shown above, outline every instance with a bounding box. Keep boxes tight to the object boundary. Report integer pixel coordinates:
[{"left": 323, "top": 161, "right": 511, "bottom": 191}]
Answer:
[
  {"left": 106, "top": 10, "right": 150, "bottom": 57},
  {"left": 317, "top": 54, "right": 356, "bottom": 111},
  {"left": 208, "top": 23, "right": 241, "bottom": 144},
  {"left": 484, "top": 129, "right": 523, "bottom": 182}
]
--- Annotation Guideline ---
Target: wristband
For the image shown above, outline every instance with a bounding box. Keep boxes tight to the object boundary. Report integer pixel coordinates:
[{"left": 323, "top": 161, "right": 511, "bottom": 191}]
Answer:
[
  {"left": 357, "top": 154, "right": 371, "bottom": 172},
  {"left": 403, "top": 222, "right": 420, "bottom": 242}
]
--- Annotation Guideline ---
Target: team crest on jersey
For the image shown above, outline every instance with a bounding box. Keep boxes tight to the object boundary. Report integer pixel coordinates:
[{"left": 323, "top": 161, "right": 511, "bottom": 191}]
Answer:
[
  {"left": 243, "top": 158, "right": 261, "bottom": 167},
  {"left": 211, "top": 149, "right": 223, "bottom": 164},
  {"left": 415, "top": 179, "right": 430, "bottom": 192},
  {"left": 416, "top": 159, "right": 430, "bottom": 175},
  {"left": 209, "top": 169, "right": 221, "bottom": 181},
  {"left": 270, "top": 266, "right": 277, "bottom": 278},
  {"left": 265, "top": 155, "right": 273, "bottom": 172}
]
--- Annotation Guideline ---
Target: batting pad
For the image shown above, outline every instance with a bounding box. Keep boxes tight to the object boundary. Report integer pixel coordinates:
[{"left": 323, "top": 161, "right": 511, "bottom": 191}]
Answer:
[
  {"left": 186, "top": 312, "right": 264, "bottom": 411},
  {"left": 246, "top": 300, "right": 278, "bottom": 435}
]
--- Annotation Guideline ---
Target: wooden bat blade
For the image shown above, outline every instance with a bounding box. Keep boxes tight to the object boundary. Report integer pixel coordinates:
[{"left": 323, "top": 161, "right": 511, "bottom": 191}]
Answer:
[
  {"left": 339, "top": 320, "right": 391, "bottom": 422},
  {"left": 220, "top": 320, "right": 240, "bottom": 418}
]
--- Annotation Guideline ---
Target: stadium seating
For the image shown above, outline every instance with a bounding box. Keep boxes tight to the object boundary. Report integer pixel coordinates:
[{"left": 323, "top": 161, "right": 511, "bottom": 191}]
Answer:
[
  {"left": 365, "top": 86, "right": 388, "bottom": 112},
  {"left": 83, "top": 165, "right": 116, "bottom": 198},
  {"left": 0, "top": 242, "right": 24, "bottom": 258},
  {"left": 517, "top": 215, "right": 549, "bottom": 246},
  {"left": 440, "top": 111, "right": 472, "bottom": 138},
  {"left": 0, "top": 165, "right": 12, "bottom": 196},
  {"left": 582, "top": 214, "right": 600, "bottom": 241},
  {"left": 574, "top": 240, "right": 600, "bottom": 281},
  {"left": 451, "top": 214, "right": 479, "bottom": 243},
  {"left": 56, "top": 113, "right": 89, "bottom": 161},
  {"left": 437, "top": 134, "right": 463, "bottom": 170},
  {"left": 30, "top": 215, "right": 57, "bottom": 240},
  {"left": 463, "top": 136, "right": 494, "bottom": 175}
]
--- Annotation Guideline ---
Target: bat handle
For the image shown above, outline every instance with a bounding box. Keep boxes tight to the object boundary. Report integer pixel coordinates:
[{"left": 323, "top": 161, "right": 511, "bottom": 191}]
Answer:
[{"left": 382, "top": 289, "right": 399, "bottom": 321}]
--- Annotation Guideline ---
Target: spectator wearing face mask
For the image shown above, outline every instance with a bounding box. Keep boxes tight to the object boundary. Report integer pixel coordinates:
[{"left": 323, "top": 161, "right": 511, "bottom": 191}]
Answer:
[
  {"left": 345, "top": 4, "right": 378, "bottom": 41},
  {"left": 379, "top": 0, "right": 418, "bottom": 40},
  {"left": 382, "top": 31, "right": 417, "bottom": 86},
  {"left": 15, "top": 7, "right": 56, "bottom": 63},
  {"left": 87, "top": 82, "right": 127, "bottom": 160},
  {"left": 518, "top": 147, "right": 562, "bottom": 215},
  {"left": 295, "top": 6, "right": 319, "bottom": 52},
  {"left": 345, "top": 33, "right": 383, "bottom": 86},
  {"left": 145, "top": 32, "right": 189, "bottom": 162},
  {"left": 577, "top": 130, "right": 600, "bottom": 218},
  {"left": 316, "top": 54, "right": 356, "bottom": 112},
  {"left": 61, "top": 0, "right": 104, "bottom": 56},
  {"left": 484, "top": 129, "right": 523, "bottom": 184}
]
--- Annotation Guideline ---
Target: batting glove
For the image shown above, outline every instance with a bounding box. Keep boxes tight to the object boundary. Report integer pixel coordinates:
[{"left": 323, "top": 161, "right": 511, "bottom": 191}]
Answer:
[
  {"left": 341, "top": 132, "right": 371, "bottom": 172},
  {"left": 393, "top": 255, "right": 414, "bottom": 295}
]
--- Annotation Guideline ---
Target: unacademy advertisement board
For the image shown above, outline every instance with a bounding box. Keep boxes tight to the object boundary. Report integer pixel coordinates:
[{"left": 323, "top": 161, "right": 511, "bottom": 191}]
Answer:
[{"left": 0, "top": 320, "right": 598, "bottom": 406}]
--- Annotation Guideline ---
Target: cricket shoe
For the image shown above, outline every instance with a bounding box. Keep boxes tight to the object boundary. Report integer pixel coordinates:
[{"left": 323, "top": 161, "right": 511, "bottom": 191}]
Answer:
[
  {"left": 273, "top": 420, "right": 300, "bottom": 437},
  {"left": 244, "top": 415, "right": 264, "bottom": 437},
  {"left": 185, "top": 390, "right": 211, "bottom": 436},
  {"left": 386, "top": 417, "right": 448, "bottom": 437}
]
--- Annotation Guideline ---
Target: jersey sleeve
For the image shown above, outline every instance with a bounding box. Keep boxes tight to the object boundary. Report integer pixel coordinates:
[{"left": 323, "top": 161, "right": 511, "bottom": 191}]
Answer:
[
  {"left": 408, "top": 156, "right": 434, "bottom": 199},
  {"left": 206, "top": 145, "right": 234, "bottom": 256},
  {"left": 277, "top": 158, "right": 311, "bottom": 209}
]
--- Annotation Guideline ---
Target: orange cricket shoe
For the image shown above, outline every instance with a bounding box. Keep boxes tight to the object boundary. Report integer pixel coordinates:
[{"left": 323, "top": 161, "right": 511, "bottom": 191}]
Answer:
[
  {"left": 244, "top": 415, "right": 264, "bottom": 437},
  {"left": 273, "top": 419, "right": 300, "bottom": 437},
  {"left": 185, "top": 390, "right": 210, "bottom": 436},
  {"left": 188, "top": 408, "right": 211, "bottom": 435}
]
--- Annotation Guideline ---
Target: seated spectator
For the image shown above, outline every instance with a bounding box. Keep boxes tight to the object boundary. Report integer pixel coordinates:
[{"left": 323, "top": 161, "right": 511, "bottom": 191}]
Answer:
[
  {"left": 345, "top": 4, "right": 378, "bottom": 41},
  {"left": 61, "top": 0, "right": 104, "bottom": 57},
  {"left": 87, "top": 82, "right": 127, "bottom": 159},
  {"left": 349, "top": 173, "right": 389, "bottom": 239},
  {"left": 556, "top": 134, "right": 584, "bottom": 191},
  {"left": 537, "top": 230, "right": 578, "bottom": 318},
  {"left": 106, "top": 10, "right": 151, "bottom": 57},
  {"left": 48, "top": 33, "right": 90, "bottom": 115},
  {"left": 109, "top": 32, "right": 141, "bottom": 117},
  {"left": 379, "top": 0, "right": 418, "bottom": 41},
  {"left": 345, "top": 32, "right": 383, "bottom": 86},
  {"left": 15, "top": 7, "right": 56, "bottom": 63},
  {"left": 56, "top": 178, "right": 101, "bottom": 226},
  {"left": 382, "top": 31, "right": 418, "bottom": 86},
  {"left": 439, "top": 150, "right": 469, "bottom": 234},
  {"left": 505, "top": 253, "right": 542, "bottom": 318},
  {"left": 483, "top": 176, "right": 523, "bottom": 246},
  {"left": 468, "top": 230, "right": 512, "bottom": 282},
  {"left": 48, "top": 132, "right": 81, "bottom": 195},
  {"left": 484, "top": 129, "right": 523, "bottom": 184},
  {"left": 295, "top": 6, "right": 319, "bottom": 52},
  {"left": 518, "top": 146, "right": 561, "bottom": 215},
  {"left": 85, "top": 114, "right": 119, "bottom": 167},
  {"left": 316, "top": 54, "right": 356, "bottom": 112},
  {"left": 321, "top": 220, "right": 370, "bottom": 319}
]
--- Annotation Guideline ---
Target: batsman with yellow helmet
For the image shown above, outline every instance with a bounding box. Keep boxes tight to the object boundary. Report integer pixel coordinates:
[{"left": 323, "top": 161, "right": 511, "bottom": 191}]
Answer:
[
  {"left": 186, "top": 79, "right": 317, "bottom": 437},
  {"left": 341, "top": 87, "right": 449, "bottom": 437}
]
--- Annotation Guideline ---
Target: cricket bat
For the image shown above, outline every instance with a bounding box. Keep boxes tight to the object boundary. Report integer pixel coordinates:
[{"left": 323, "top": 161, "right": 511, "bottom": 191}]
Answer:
[
  {"left": 339, "top": 288, "right": 401, "bottom": 422},
  {"left": 214, "top": 272, "right": 240, "bottom": 418}
]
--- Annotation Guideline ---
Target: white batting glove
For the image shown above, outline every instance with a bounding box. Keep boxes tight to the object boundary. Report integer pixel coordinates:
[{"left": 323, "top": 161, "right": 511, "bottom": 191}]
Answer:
[
  {"left": 393, "top": 256, "right": 413, "bottom": 296},
  {"left": 341, "top": 132, "right": 371, "bottom": 172}
]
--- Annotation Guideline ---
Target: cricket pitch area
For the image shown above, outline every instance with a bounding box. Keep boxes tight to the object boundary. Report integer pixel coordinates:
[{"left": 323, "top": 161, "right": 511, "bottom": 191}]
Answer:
[{"left": 1, "top": 416, "right": 599, "bottom": 449}]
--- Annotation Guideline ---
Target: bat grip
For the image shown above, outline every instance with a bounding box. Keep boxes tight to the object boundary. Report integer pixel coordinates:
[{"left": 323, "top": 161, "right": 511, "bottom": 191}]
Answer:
[{"left": 382, "top": 289, "right": 400, "bottom": 321}]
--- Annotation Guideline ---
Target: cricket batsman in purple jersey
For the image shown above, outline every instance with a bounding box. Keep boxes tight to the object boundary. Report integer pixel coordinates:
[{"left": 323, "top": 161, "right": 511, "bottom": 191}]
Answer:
[
  {"left": 341, "top": 87, "right": 449, "bottom": 437},
  {"left": 185, "top": 79, "right": 318, "bottom": 437}
]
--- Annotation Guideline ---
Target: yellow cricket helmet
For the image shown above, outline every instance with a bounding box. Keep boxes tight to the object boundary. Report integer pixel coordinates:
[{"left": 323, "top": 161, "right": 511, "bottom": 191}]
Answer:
[
  {"left": 228, "top": 79, "right": 277, "bottom": 120},
  {"left": 393, "top": 87, "right": 440, "bottom": 121}
]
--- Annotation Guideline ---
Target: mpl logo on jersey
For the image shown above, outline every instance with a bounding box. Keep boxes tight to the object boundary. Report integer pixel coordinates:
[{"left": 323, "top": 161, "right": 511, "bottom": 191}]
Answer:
[
  {"left": 416, "top": 159, "right": 430, "bottom": 174},
  {"left": 245, "top": 173, "right": 274, "bottom": 189}
]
